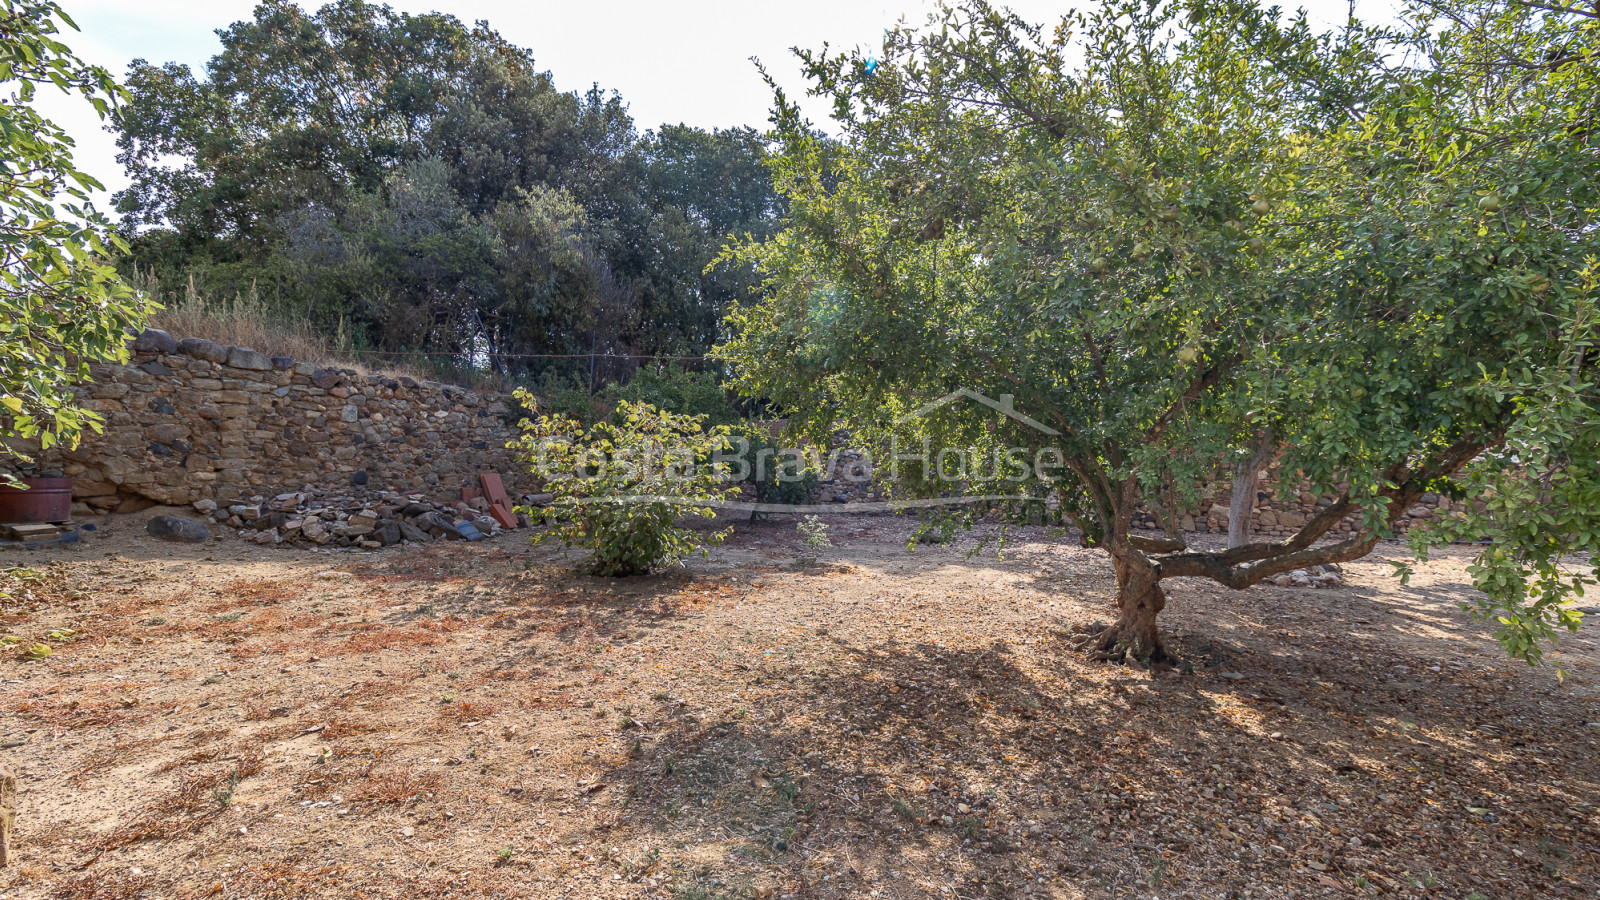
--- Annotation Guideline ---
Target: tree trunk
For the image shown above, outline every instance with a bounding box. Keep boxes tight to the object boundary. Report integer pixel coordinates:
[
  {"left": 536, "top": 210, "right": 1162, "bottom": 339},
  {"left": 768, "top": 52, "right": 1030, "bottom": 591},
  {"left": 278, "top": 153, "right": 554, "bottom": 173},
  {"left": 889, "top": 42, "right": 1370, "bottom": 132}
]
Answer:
[
  {"left": 1228, "top": 429, "right": 1274, "bottom": 549},
  {"left": 1094, "top": 553, "right": 1170, "bottom": 663},
  {"left": 1227, "top": 470, "right": 1254, "bottom": 548}
]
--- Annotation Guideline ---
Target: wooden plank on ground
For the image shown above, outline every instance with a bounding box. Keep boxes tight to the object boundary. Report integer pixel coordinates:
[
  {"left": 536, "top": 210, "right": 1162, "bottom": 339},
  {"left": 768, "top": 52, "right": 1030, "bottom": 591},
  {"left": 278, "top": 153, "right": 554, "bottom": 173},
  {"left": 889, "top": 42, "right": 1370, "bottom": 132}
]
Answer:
[{"left": 0, "top": 524, "right": 58, "bottom": 542}]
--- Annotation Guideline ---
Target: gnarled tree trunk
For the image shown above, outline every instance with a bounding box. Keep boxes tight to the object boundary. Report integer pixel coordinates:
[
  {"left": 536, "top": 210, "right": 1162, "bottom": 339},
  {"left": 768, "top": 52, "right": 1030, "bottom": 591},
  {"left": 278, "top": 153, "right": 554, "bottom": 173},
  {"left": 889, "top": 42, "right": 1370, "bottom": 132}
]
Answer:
[{"left": 1094, "top": 550, "right": 1171, "bottom": 663}]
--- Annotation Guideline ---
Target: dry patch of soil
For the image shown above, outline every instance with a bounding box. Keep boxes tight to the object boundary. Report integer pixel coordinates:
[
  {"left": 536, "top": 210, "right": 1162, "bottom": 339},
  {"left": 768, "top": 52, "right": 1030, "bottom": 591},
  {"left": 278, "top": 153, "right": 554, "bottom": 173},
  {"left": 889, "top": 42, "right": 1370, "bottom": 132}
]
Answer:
[{"left": 0, "top": 509, "right": 1597, "bottom": 900}]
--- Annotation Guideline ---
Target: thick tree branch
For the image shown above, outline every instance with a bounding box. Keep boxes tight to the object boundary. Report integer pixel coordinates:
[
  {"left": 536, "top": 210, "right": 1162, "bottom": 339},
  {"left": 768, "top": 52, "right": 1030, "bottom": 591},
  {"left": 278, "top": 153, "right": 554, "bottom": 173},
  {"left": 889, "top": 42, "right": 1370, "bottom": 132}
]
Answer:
[
  {"left": 1129, "top": 534, "right": 1187, "bottom": 553},
  {"left": 1078, "top": 312, "right": 1110, "bottom": 389},
  {"left": 1153, "top": 433, "right": 1501, "bottom": 588},
  {"left": 1061, "top": 453, "right": 1118, "bottom": 542},
  {"left": 1229, "top": 429, "right": 1276, "bottom": 548}
]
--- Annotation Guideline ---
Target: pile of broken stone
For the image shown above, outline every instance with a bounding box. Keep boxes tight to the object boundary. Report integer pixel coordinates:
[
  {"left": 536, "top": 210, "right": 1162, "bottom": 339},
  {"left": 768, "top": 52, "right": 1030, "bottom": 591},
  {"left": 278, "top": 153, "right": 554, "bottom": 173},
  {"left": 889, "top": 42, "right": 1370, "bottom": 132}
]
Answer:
[
  {"left": 1266, "top": 563, "right": 1344, "bottom": 588},
  {"left": 191, "top": 486, "right": 552, "bottom": 550}
]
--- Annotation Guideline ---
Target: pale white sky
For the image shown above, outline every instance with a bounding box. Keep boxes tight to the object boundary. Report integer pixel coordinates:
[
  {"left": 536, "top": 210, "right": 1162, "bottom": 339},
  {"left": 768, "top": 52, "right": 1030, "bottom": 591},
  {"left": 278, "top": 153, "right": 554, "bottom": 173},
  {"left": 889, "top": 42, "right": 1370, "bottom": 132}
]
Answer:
[{"left": 35, "top": 0, "right": 1395, "bottom": 213}]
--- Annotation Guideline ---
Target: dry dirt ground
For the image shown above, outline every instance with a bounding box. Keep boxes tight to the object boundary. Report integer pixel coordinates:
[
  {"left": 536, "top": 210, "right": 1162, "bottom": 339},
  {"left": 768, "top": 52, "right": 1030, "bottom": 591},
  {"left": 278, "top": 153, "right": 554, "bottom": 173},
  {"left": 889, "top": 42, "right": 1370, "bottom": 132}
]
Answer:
[{"left": 1, "top": 507, "right": 1597, "bottom": 900}]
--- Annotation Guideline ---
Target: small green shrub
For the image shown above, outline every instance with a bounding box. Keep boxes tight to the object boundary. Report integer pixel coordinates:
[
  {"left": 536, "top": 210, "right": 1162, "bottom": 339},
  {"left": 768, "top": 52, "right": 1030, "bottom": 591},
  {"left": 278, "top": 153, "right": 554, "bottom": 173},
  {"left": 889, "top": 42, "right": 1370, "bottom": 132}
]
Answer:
[
  {"left": 213, "top": 771, "right": 240, "bottom": 808},
  {"left": 797, "top": 515, "right": 831, "bottom": 550},
  {"left": 771, "top": 774, "right": 801, "bottom": 803},
  {"left": 891, "top": 797, "right": 923, "bottom": 821},
  {"left": 912, "top": 506, "right": 972, "bottom": 546},
  {"left": 513, "top": 393, "right": 737, "bottom": 576}
]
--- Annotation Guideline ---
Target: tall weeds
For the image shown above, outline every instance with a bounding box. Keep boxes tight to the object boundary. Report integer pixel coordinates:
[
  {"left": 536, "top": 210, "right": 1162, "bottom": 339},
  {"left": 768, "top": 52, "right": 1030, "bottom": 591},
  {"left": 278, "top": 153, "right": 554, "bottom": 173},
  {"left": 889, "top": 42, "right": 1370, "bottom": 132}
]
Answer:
[
  {"left": 130, "top": 270, "right": 468, "bottom": 386},
  {"left": 135, "top": 269, "right": 345, "bottom": 366}
]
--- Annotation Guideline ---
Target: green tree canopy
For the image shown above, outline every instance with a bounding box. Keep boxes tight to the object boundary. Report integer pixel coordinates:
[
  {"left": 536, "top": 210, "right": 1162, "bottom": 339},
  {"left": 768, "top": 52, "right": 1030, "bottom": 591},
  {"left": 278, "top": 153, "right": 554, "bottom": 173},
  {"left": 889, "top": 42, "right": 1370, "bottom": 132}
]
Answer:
[
  {"left": 1, "top": 0, "right": 153, "bottom": 485},
  {"left": 113, "top": 0, "right": 782, "bottom": 378},
  {"left": 113, "top": 0, "right": 551, "bottom": 237},
  {"left": 719, "top": 0, "right": 1599, "bottom": 664}
]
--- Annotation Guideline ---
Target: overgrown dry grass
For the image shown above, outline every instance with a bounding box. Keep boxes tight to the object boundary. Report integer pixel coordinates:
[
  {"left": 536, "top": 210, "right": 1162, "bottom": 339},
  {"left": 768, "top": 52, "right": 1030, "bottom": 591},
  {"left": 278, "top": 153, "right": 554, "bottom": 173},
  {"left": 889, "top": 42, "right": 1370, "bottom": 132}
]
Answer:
[
  {"left": 132, "top": 269, "right": 491, "bottom": 388},
  {"left": 137, "top": 271, "right": 346, "bottom": 368}
]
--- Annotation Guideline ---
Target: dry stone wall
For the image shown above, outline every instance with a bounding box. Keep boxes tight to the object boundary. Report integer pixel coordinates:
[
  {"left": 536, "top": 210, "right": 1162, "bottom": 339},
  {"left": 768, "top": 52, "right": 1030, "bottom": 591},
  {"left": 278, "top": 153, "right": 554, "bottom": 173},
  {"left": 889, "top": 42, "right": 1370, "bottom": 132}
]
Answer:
[
  {"left": 4, "top": 330, "right": 1461, "bottom": 544},
  {"left": 2, "top": 329, "right": 531, "bottom": 517}
]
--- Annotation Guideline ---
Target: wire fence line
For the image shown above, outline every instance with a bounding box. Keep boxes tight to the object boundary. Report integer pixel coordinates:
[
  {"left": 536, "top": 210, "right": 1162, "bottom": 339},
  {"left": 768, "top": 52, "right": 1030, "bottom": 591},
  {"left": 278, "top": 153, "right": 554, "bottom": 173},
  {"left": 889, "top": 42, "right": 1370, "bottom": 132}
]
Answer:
[{"left": 336, "top": 349, "right": 712, "bottom": 361}]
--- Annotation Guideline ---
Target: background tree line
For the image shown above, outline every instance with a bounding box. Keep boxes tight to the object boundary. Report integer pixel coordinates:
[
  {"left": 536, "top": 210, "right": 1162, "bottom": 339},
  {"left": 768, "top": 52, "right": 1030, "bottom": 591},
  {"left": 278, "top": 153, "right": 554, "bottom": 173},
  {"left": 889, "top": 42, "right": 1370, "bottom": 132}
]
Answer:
[{"left": 111, "top": 0, "right": 783, "bottom": 387}]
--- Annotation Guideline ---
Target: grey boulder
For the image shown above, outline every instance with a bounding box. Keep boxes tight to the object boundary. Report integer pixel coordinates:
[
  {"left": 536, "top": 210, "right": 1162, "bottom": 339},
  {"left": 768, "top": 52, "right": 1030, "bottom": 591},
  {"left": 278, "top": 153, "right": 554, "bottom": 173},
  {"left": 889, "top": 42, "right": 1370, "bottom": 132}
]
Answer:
[
  {"left": 419, "top": 511, "right": 464, "bottom": 539},
  {"left": 311, "top": 369, "right": 345, "bottom": 390},
  {"left": 375, "top": 521, "right": 402, "bottom": 546},
  {"left": 226, "top": 346, "right": 272, "bottom": 371},
  {"left": 178, "top": 337, "right": 228, "bottom": 363},
  {"left": 146, "top": 514, "right": 210, "bottom": 543},
  {"left": 130, "top": 328, "right": 179, "bottom": 354}
]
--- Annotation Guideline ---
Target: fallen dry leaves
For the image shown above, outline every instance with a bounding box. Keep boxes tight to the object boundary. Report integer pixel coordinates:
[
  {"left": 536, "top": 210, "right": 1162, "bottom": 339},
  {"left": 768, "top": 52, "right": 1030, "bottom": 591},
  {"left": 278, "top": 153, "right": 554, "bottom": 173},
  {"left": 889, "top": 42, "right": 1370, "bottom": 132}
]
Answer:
[{"left": 0, "top": 518, "right": 1594, "bottom": 900}]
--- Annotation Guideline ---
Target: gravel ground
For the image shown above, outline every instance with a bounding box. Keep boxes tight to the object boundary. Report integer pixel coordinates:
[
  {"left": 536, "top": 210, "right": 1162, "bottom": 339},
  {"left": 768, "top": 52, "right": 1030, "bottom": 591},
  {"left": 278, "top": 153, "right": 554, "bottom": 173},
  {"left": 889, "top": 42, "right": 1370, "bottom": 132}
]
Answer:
[{"left": 0, "top": 507, "right": 1597, "bottom": 900}]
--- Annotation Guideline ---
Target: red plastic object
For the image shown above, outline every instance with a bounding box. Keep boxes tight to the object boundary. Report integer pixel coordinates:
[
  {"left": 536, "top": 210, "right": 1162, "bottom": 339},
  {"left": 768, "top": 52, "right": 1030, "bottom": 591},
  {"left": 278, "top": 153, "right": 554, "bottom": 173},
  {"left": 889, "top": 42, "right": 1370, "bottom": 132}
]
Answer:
[{"left": 0, "top": 478, "right": 73, "bottom": 525}]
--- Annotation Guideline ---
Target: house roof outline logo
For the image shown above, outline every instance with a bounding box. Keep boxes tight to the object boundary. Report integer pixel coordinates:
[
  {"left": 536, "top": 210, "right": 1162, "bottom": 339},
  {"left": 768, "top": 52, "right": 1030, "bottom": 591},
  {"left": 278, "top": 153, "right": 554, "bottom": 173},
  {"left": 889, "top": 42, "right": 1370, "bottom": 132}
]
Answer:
[{"left": 894, "top": 388, "right": 1060, "bottom": 436}]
